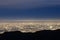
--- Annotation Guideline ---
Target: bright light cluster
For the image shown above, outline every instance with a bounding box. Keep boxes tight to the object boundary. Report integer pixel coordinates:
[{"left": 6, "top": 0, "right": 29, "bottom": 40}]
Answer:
[{"left": 0, "top": 20, "right": 60, "bottom": 34}]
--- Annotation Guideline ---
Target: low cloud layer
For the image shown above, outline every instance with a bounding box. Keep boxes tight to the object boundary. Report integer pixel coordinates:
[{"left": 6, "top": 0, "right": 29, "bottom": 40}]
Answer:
[{"left": 0, "top": 0, "right": 60, "bottom": 9}]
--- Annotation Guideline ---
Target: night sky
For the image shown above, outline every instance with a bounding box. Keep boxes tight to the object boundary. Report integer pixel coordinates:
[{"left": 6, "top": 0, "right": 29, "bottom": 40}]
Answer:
[{"left": 0, "top": 0, "right": 60, "bottom": 19}]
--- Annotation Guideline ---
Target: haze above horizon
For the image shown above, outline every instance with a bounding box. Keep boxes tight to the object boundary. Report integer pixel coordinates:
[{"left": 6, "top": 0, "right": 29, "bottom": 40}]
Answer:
[{"left": 0, "top": 0, "right": 60, "bottom": 19}]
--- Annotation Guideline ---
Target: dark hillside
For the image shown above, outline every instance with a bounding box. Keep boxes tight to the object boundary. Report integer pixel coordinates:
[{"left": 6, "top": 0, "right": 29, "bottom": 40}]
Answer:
[{"left": 0, "top": 29, "right": 60, "bottom": 40}]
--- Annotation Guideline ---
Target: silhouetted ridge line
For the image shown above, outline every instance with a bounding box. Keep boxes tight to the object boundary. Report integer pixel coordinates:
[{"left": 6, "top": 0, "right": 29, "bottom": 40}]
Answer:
[{"left": 0, "top": 30, "right": 60, "bottom": 40}]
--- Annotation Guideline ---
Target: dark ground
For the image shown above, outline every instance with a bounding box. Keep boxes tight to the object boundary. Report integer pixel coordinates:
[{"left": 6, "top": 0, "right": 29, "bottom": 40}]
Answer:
[{"left": 0, "top": 30, "right": 60, "bottom": 40}]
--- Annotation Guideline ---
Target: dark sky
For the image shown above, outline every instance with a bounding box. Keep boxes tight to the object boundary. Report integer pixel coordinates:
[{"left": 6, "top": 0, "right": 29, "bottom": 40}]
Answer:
[{"left": 0, "top": 0, "right": 60, "bottom": 19}]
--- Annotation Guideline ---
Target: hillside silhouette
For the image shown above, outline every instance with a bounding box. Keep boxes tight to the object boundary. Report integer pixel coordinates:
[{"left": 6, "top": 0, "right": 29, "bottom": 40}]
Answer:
[{"left": 0, "top": 30, "right": 60, "bottom": 40}]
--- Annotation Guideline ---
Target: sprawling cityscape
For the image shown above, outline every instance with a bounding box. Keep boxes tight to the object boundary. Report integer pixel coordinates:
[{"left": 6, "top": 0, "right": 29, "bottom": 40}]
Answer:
[{"left": 0, "top": 19, "right": 60, "bottom": 34}]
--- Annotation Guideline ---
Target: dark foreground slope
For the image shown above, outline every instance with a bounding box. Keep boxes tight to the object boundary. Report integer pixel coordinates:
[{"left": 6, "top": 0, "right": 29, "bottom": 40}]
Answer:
[{"left": 0, "top": 30, "right": 60, "bottom": 40}]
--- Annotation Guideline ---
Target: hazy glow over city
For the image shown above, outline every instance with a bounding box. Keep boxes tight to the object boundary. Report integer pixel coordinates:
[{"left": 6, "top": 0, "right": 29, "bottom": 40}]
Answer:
[{"left": 0, "top": 0, "right": 60, "bottom": 34}]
